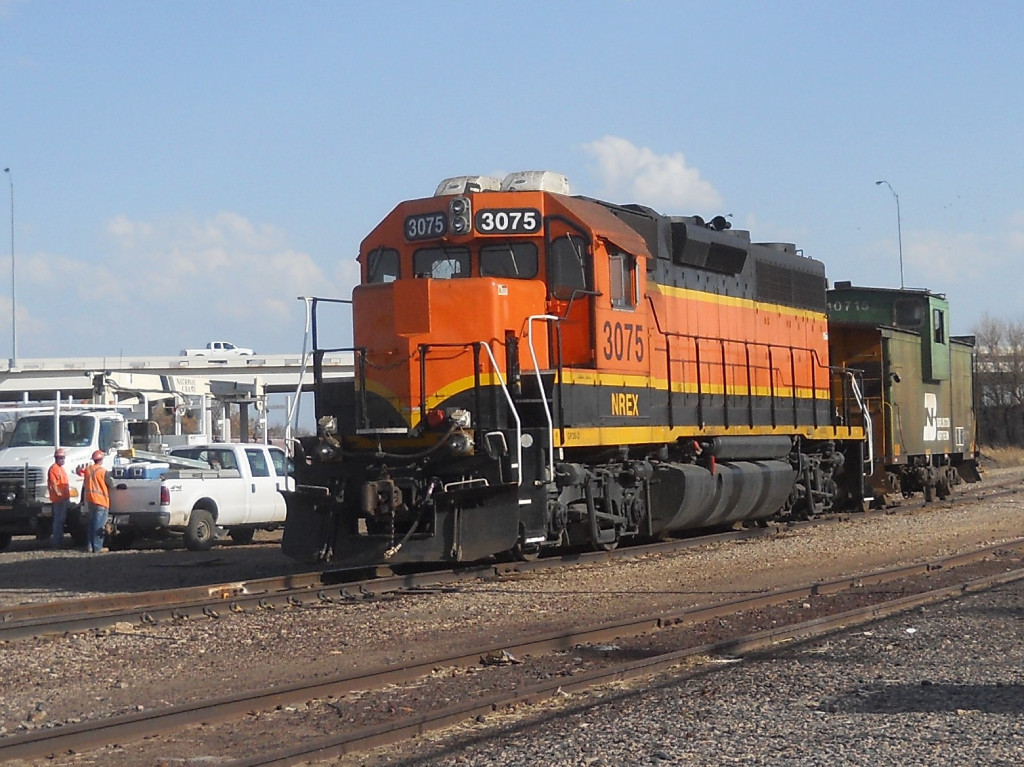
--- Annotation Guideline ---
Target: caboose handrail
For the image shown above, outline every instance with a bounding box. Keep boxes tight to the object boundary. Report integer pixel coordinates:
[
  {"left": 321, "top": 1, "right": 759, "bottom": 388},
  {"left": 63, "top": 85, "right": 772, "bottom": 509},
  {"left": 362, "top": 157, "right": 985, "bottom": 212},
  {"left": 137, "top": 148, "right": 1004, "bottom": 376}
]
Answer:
[
  {"left": 479, "top": 341, "right": 523, "bottom": 487},
  {"left": 847, "top": 371, "right": 874, "bottom": 470},
  {"left": 527, "top": 314, "right": 561, "bottom": 483}
]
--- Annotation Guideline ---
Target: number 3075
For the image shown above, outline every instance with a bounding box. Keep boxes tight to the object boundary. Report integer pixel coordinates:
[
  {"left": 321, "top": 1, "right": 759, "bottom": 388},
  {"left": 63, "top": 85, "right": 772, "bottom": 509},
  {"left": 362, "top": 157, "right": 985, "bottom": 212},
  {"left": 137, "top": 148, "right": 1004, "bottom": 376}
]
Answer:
[{"left": 602, "top": 321, "right": 644, "bottom": 362}]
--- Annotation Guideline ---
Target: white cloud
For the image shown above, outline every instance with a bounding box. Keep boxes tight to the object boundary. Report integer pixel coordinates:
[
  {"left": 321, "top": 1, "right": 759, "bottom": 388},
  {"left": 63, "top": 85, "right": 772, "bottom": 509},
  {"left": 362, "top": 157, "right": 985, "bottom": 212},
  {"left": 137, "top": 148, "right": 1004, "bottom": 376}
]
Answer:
[
  {"left": 11, "top": 211, "right": 344, "bottom": 357},
  {"left": 878, "top": 225, "right": 1024, "bottom": 332},
  {"left": 581, "top": 136, "right": 723, "bottom": 212}
]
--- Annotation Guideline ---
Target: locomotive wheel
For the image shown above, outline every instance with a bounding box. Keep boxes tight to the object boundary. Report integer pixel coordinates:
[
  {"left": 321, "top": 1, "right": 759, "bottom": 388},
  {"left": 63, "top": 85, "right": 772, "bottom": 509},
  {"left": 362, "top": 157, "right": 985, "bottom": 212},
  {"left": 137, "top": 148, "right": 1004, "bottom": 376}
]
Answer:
[
  {"left": 510, "top": 541, "right": 541, "bottom": 562},
  {"left": 185, "top": 510, "right": 217, "bottom": 552}
]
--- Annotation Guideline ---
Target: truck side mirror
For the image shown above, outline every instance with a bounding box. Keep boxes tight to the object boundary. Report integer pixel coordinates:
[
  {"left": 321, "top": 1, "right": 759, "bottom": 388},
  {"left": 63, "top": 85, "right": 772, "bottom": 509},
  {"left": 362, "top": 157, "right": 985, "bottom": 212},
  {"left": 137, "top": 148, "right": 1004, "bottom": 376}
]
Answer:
[{"left": 104, "top": 420, "right": 127, "bottom": 451}]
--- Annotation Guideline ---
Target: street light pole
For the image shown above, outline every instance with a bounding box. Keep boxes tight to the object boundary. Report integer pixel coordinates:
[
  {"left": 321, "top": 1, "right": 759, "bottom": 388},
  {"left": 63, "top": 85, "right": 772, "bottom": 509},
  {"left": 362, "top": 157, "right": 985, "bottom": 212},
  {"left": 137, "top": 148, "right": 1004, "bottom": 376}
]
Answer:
[
  {"left": 2, "top": 168, "right": 14, "bottom": 368},
  {"left": 875, "top": 179, "right": 904, "bottom": 289}
]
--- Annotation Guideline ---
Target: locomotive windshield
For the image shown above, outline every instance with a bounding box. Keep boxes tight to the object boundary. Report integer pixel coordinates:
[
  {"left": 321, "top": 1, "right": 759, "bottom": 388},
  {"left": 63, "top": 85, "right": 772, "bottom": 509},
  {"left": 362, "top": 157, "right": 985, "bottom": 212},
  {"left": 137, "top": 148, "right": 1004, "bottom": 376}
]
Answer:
[
  {"left": 413, "top": 246, "right": 470, "bottom": 279},
  {"left": 480, "top": 242, "right": 539, "bottom": 279},
  {"left": 366, "top": 247, "right": 400, "bottom": 284}
]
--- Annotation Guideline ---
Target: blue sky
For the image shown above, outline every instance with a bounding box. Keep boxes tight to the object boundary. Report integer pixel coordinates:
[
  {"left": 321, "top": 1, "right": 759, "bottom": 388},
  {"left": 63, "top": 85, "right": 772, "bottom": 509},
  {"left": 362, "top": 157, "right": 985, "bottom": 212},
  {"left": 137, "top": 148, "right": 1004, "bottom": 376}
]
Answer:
[{"left": 1, "top": 0, "right": 1021, "bottom": 361}]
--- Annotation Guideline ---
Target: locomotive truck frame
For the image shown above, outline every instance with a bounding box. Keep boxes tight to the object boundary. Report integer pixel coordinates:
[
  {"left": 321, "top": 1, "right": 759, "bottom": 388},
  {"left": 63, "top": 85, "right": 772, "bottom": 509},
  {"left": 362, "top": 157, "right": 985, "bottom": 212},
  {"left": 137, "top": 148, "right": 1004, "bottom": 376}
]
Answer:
[{"left": 282, "top": 171, "right": 978, "bottom": 567}]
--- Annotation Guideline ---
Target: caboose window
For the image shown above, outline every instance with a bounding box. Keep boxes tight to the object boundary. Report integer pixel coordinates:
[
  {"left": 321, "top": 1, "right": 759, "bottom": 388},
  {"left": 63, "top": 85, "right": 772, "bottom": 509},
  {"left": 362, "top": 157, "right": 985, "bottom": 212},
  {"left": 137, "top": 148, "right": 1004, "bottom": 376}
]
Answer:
[
  {"left": 366, "top": 247, "right": 400, "bottom": 284},
  {"left": 609, "top": 250, "right": 636, "bottom": 308},
  {"left": 549, "top": 234, "right": 589, "bottom": 300},
  {"left": 893, "top": 299, "right": 923, "bottom": 329},
  {"left": 413, "top": 247, "right": 470, "bottom": 279},
  {"left": 933, "top": 309, "right": 946, "bottom": 344},
  {"left": 480, "top": 242, "right": 538, "bottom": 279}
]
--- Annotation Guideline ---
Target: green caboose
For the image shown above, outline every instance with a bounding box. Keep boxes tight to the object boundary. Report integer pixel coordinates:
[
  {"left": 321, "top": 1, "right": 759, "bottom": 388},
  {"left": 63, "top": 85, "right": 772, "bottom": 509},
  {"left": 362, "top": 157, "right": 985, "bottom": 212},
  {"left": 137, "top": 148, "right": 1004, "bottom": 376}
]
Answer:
[{"left": 827, "top": 283, "right": 979, "bottom": 504}]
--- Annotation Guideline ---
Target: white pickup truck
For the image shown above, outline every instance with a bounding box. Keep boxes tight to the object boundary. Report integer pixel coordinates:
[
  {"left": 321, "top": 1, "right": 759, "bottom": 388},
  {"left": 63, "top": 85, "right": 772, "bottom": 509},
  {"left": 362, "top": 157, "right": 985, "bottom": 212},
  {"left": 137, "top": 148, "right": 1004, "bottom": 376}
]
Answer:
[
  {"left": 179, "top": 341, "right": 255, "bottom": 357},
  {"left": 110, "top": 443, "right": 293, "bottom": 551}
]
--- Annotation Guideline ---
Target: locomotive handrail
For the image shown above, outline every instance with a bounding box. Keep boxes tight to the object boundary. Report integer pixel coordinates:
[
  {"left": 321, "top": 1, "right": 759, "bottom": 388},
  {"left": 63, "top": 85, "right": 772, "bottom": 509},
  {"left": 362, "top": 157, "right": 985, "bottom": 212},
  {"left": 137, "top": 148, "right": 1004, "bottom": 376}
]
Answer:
[
  {"left": 414, "top": 340, "right": 523, "bottom": 486},
  {"left": 478, "top": 342, "right": 523, "bottom": 487},
  {"left": 646, "top": 294, "right": 830, "bottom": 431},
  {"left": 305, "top": 295, "right": 371, "bottom": 431},
  {"left": 527, "top": 314, "right": 561, "bottom": 483}
]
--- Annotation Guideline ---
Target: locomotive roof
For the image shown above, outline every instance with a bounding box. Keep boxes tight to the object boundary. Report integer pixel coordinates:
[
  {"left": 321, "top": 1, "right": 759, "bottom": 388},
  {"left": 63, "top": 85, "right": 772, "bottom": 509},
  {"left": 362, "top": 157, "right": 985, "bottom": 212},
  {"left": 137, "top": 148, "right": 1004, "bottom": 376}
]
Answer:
[{"left": 552, "top": 194, "right": 652, "bottom": 257}]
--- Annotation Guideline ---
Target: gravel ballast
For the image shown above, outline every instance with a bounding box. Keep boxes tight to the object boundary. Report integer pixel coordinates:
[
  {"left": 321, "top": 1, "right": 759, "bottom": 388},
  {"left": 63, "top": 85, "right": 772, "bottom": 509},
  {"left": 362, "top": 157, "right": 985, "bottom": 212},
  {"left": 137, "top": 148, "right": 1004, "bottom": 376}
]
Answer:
[
  {"left": 0, "top": 467, "right": 1022, "bottom": 764},
  {"left": 356, "top": 580, "right": 1024, "bottom": 766}
]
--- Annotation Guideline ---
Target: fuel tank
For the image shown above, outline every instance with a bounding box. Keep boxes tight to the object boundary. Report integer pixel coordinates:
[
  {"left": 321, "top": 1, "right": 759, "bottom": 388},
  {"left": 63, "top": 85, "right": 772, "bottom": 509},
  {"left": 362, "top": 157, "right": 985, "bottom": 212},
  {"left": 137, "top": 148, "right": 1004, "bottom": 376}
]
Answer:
[{"left": 647, "top": 460, "right": 796, "bottom": 534}]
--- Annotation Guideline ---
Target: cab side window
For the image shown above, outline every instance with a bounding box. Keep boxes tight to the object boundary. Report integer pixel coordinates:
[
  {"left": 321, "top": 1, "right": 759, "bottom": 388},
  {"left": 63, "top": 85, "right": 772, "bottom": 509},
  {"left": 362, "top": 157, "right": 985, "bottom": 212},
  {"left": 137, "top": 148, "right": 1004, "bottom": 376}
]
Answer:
[
  {"left": 98, "top": 420, "right": 115, "bottom": 452},
  {"left": 609, "top": 250, "right": 636, "bottom": 309},
  {"left": 269, "top": 448, "right": 288, "bottom": 476},
  {"left": 245, "top": 449, "right": 270, "bottom": 478}
]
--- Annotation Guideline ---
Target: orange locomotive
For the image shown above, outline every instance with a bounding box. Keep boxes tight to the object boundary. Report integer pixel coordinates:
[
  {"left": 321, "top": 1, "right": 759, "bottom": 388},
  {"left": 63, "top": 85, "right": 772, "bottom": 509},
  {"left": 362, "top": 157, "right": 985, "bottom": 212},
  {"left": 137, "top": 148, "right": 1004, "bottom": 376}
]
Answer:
[{"left": 283, "top": 171, "right": 869, "bottom": 566}]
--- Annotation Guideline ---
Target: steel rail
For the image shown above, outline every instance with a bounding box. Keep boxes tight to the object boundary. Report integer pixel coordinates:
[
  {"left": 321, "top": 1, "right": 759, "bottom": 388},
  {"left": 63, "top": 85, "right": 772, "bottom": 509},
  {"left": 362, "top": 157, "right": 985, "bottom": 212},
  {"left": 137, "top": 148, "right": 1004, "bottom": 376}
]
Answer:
[
  {"left": 0, "top": 526, "right": 775, "bottom": 642},
  {"left": 2, "top": 471, "right": 1020, "bottom": 643},
  {"left": 3, "top": 540, "right": 1023, "bottom": 763},
  {"left": 236, "top": 564, "right": 1024, "bottom": 767}
]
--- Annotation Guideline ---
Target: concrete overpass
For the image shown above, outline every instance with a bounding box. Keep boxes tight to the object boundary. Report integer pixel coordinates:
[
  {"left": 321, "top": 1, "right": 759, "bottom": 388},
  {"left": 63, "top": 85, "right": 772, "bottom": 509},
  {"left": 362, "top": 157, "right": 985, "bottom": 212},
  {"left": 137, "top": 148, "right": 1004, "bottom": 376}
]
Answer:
[
  {"left": 0, "top": 352, "right": 354, "bottom": 399},
  {"left": 0, "top": 352, "right": 354, "bottom": 441}
]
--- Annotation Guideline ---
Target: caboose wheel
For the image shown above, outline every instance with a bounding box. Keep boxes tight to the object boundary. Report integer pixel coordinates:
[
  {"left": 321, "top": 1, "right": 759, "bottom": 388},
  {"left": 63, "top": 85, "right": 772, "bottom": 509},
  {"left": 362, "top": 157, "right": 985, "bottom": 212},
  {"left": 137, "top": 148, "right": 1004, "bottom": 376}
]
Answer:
[{"left": 591, "top": 531, "right": 619, "bottom": 552}]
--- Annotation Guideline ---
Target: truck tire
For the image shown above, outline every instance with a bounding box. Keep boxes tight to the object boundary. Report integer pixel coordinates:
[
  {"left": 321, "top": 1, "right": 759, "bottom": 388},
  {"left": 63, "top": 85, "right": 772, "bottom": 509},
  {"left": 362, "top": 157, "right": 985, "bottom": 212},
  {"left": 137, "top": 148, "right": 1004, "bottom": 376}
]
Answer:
[
  {"left": 0, "top": 532, "right": 11, "bottom": 551},
  {"left": 185, "top": 509, "right": 217, "bottom": 552},
  {"left": 108, "top": 529, "right": 137, "bottom": 551},
  {"left": 70, "top": 517, "right": 88, "bottom": 547},
  {"left": 228, "top": 528, "right": 255, "bottom": 544}
]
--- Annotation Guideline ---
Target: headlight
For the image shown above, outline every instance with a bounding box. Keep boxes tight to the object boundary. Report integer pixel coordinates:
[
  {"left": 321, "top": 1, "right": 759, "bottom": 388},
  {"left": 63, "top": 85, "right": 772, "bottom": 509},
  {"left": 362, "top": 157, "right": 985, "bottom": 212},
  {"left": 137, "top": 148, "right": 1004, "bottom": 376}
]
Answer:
[
  {"left": 448, "top": 433, "right": 473, "bottom": 455},
  {"left": 449, "top": 196, "right": 472, "bottom": 235}
]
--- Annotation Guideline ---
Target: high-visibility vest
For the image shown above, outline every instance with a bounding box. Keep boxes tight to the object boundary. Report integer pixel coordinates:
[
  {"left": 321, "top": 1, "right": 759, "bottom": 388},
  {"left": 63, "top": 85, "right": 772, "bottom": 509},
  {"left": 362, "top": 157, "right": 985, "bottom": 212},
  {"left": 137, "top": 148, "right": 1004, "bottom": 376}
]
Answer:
[
  {"left": 48, "top": 463, "right": 71, "bottom": 502},
  {"left": 83, "top": 464, "right": 110, "bottom": 508}
]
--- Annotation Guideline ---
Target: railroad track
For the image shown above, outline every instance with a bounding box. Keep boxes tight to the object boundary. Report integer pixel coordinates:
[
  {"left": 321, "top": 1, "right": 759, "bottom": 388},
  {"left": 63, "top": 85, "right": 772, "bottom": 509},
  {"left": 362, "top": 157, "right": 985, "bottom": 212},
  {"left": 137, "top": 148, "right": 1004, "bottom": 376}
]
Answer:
[
  {"left": 0, "top": 526, "right": 774, "bottom": 642},
  {"left": 4, "top": 469, "right": 1022, "bottom": 643},
  {"left": 3, "top": 539, "right": 1023, "bottom": 765}
]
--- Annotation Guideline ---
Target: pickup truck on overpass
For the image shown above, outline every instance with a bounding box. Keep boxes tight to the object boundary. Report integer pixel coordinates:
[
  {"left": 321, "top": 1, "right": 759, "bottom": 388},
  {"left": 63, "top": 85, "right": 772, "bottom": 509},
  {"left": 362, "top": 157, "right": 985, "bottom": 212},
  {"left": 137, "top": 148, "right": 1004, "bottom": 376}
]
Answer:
[{"left": 179, "top": 341, "right": 255, "bottom": 357}]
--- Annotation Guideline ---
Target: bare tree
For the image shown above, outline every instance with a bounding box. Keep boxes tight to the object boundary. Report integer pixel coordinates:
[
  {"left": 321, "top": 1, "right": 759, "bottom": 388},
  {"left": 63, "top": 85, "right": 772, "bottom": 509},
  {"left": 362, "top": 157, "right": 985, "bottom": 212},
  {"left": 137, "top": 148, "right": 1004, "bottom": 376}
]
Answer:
[{"left": 974, "top": 314, "right": 1024, "bottom": 446}]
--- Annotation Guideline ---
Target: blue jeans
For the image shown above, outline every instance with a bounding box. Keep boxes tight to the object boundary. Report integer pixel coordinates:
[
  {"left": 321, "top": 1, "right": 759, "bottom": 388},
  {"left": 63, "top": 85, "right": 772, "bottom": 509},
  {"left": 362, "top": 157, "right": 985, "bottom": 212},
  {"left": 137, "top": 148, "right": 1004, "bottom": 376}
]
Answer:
[
  {"left": 87, "top": 502, "right": 109, "bottom": 553},
  {"left": 51, "top": 499, "right": 69, "bottom": 547}
]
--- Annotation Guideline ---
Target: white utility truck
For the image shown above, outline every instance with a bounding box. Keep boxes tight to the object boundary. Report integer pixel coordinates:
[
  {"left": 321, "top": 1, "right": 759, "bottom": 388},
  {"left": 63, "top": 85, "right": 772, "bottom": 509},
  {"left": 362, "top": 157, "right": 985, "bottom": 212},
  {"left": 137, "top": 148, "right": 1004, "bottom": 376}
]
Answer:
[
  {"left": 0, "top": 407, "right": 130, "bottom": 551},
  {"left": 110, "top": 443, "right": 293, "bottom": 551}
]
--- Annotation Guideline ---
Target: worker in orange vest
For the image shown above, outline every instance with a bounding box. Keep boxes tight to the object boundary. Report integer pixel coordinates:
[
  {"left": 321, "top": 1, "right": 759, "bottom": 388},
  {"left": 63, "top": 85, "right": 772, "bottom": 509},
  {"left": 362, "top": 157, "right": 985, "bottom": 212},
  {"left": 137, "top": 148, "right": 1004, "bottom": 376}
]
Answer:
[
  {"left": 82, "top": 450, "right": 114, "bottom": 553},
  {"left": 47, "top": 448, "right": 71, "bottom": 548}
]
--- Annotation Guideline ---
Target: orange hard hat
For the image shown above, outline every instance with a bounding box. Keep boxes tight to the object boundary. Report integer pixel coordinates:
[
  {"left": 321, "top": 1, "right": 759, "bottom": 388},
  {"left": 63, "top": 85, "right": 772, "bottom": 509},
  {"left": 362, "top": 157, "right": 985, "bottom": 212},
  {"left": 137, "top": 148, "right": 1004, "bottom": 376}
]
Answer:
[
  {"left": 92, "top": 450, "right": 105, "bottom": 462},
  {"left": 54, "top": 448, "right": 66, "bottom": 458}
]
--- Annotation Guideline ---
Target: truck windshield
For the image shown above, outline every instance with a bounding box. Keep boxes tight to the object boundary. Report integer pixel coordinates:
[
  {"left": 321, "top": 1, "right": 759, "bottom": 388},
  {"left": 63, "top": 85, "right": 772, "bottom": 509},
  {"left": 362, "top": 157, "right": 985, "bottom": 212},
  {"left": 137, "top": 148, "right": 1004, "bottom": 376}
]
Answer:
[{"left": 9, "top": 415, "right": 95, "bottom": 448}]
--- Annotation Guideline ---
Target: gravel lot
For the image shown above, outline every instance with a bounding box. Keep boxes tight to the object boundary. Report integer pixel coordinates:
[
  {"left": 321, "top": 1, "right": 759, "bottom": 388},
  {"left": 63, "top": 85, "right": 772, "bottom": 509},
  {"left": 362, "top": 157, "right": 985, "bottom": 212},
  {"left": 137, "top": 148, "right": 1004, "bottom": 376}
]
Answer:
[
  {"left": 357, "top": 579, "right": 1024, "bottom": 766},
  {"left": 1, "top": 466, "right": 1023, "bottom": 764}
]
